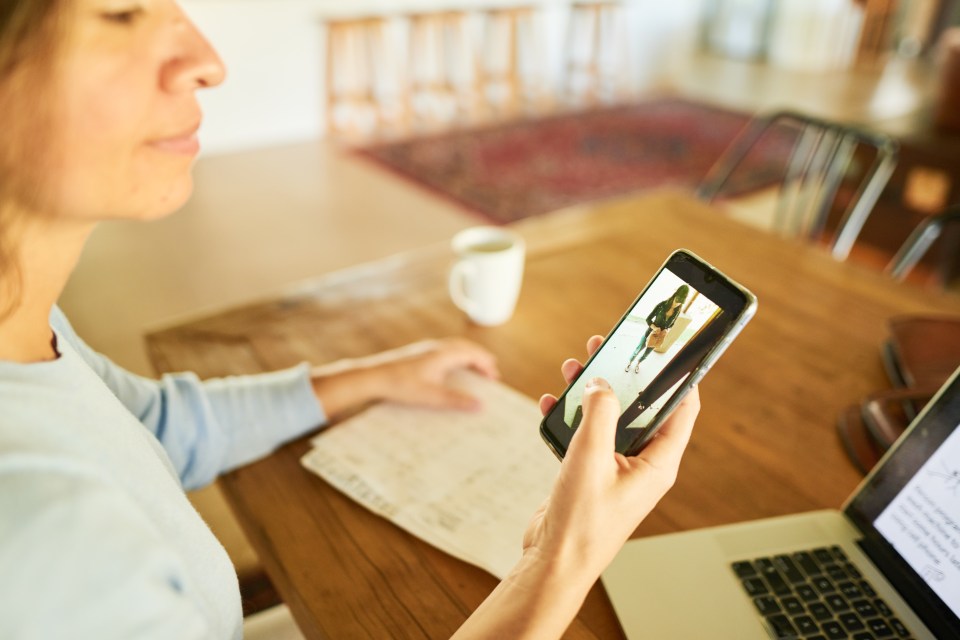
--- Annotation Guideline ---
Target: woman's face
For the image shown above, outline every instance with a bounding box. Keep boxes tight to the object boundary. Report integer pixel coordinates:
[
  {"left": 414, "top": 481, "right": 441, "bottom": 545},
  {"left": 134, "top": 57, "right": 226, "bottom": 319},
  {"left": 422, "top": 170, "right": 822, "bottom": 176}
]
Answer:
[{"left": 47, "top": 0, "right": 225, "bottom": 221}]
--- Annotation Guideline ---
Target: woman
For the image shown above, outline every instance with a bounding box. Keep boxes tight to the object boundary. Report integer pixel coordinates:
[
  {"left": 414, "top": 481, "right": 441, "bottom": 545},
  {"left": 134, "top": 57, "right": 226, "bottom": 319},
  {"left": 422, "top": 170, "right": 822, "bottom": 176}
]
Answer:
[
  {"left": 625, "top": 285, "right": 689, "bottom": 373},
  {"left": 0, "top": 2, "right": 699, "bottom": 638}
]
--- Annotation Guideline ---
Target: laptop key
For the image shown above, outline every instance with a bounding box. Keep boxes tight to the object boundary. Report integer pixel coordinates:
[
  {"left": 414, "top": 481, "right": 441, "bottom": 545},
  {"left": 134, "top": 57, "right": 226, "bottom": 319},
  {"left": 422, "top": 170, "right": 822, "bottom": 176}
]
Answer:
[
  {"left": 889, "top": 618, "right": 910, "bottom": 637},
  {"left": 793, "top": 551, "right": 822, "bottom": 576},
  {"left": 839, "top": 581, "right": 863, "bottom": 599},
  {"left": 852, "top": 633, "right": 876, "bottom": 640},
  {"left": 852, "top": 599, "right": 878, "bottom": 618},
  {"left": 753, "top": 596, "right": 781, "bottom": 616},
  {"left": 825, "top": 564, "right": 849, "bottom": 581},
  {"left": 781, "top": 596, "right": 804, "bottom": 616},
  {"left": 742, "top": 577, "right": 769, "bottom": 596},
  {"left": 792, "top": 614, "right": 819, "bottom": 635},
  {"left": 867, "top": 618, "right": 895, "bottom": 637},
  {"left": 859, "top": 580, "right": 877, "bottom": 597},
  {"left": 732, "top": 561, "right": 757, "bottom": 578},
  {"left": 830, "top": 545, "right": 848, "bottom": 562},
  {"left": 795, "top": 583, "right": 818, "bottom": 602},
  {"left": 808, "top": 601, "right": 833, "bottom": 621},
  {"left": 824, "top": 594, "right": 850, "bottom": 613},
  {"left": 844, "top": 562, "right": 863, "bottom": 579},
  {"left": 812, "top": 577, "right": 835, "bottom": 594},
  {"left": 822, "top": 620, "right": 847, "bottom": 639},
  {"left": 774, "top": 555, "right": 806, "bottom": 584},
  {"left": 764, "top": 614, "right": 797, "bottom": 639},
  {"left": 760, "top": 566, "right": 792, "bottom": 596},
  {"left": 839, "top": 612, "right": 867, "bottom": 632},
  {"left": 874, "top": 598, "right": 893, "bottom": 617},
  {"left": 813, "top": 548, "right": 834, "bottom": 565}
]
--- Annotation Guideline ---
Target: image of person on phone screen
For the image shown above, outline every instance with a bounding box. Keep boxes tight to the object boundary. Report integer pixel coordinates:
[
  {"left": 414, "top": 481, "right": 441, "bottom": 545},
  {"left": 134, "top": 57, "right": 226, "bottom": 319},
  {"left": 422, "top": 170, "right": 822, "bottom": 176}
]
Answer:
[
  {"left": 617, "top": 309, "right": 725, "bottom": 445},
  {"left": 625, "top": 285, "right": 689, "bottom": 373}
]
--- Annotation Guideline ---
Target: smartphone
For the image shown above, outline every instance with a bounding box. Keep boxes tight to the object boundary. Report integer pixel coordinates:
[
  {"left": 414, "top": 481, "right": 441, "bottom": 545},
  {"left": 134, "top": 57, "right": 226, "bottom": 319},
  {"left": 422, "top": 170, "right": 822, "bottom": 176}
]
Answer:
[{"left": 539, "top": 249, "right": 757, "bottom": 459}]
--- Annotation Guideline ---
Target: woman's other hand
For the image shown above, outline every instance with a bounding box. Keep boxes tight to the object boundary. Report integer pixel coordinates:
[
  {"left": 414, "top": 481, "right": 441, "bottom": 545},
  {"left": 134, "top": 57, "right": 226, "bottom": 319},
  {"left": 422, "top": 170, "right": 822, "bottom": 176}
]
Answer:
[{"left": 310, "top": 338, "right": 499, "bottom": 419}]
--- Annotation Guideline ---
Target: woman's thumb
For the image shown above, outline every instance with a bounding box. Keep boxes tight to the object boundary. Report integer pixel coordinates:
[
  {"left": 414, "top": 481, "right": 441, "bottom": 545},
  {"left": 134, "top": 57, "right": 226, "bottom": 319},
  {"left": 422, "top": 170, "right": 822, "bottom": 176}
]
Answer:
[{"left": 568, "top": 378, "right": 620, "bottom": 460}]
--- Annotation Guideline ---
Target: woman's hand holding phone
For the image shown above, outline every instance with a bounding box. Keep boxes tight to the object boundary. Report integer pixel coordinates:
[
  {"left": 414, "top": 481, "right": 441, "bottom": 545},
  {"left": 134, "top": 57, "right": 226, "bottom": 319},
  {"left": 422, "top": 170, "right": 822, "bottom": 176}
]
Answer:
[
  {"left": 454, "top": 337, "right": 699, "bottom": 640},
  {"left": 530, "top": 335, "right": 700, "bottom": 580}
]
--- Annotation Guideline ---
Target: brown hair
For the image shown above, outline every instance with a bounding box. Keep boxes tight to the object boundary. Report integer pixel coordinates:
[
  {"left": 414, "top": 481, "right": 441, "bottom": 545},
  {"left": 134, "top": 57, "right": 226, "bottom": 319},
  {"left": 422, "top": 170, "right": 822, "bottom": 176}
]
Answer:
[{"left": 0, "top": 0, "right": 65, "bottom": 318}]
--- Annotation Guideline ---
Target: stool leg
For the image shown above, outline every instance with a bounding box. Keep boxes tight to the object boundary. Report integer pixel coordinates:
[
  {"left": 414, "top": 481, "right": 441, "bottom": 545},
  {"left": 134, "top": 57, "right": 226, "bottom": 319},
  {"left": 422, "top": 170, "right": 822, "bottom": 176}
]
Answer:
[
  {"left": 325, "top": 25, "right": 341, "bottom": 135},
  {"left": 565, "top": 5, "right": 596, "bottom": 106},
  {"left": 563, "top": 8, "right": 575, "bottom": 99},
  {"left": 506, "top": 15, "right": 520, "bottom": 114},
  {"left": 408, "top": 15, "right": 445, "bottom": 129},
  {"left": 519, "top": 9, "right": 549, "bottom": 114},
  {"left": 583, "top": 6, "right": 602, "bottom": 105},
  {"left": 362, "top": 25, "right": 379, "bottom": 131},
  {"left": 375, "top": 19, "right": 408, "bottom": 135},
  {"left": 407, "top": 17, "right": 424, "bottom": 126},
  {"left": 463, "top": 15, "right": 487, "bottom": 123},
  {"left": 445, "top": 14, "right": 477, "bottom": 124},
  {"left": 597, "top": 4, "right": 627, "bottom": 102}
]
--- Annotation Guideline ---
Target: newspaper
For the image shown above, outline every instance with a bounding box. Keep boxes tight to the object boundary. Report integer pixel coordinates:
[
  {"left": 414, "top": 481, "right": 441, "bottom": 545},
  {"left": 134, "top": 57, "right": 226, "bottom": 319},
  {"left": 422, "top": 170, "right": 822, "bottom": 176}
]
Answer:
[{"left": 300, "top": 370, "right": 559, "bottom": 579}]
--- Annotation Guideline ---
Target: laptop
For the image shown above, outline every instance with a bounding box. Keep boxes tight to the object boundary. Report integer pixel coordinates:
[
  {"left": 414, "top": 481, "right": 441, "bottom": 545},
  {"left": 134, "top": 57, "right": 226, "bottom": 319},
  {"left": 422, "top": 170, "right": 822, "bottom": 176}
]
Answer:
[{"left": 602, "top": 367, "right": 960, "bottom": 640}]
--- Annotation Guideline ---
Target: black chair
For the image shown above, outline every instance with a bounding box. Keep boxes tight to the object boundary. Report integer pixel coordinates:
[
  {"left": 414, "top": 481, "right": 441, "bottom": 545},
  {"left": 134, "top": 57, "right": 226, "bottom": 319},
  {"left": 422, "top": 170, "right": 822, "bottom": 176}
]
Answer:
[
  {"left": 697, "top": 110, "right": 899, "bottom": 260},
  {"left": 885, "top": 204, "right": 960, "bottom": 282}
]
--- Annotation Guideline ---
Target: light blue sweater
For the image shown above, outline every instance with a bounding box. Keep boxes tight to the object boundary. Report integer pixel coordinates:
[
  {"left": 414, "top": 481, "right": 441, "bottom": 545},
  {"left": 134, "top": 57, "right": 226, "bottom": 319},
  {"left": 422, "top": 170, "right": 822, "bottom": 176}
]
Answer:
[{"left": 0, "top": 307, "right": 326, "bottom": 639}]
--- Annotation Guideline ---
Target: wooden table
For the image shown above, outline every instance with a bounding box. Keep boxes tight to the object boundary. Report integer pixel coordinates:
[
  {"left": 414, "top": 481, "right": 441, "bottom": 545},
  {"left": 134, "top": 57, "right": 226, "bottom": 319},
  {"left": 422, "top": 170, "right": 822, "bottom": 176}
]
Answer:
[{"left": 147, "top": 190, "right": 960, "bottom": 639}]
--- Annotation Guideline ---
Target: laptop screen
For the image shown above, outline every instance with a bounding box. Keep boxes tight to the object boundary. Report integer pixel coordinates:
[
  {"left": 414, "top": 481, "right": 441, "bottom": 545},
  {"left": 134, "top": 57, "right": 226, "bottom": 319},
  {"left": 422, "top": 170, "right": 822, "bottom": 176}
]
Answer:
[{"left": 845, "top": 367, "right": 960, "bottom": 637}]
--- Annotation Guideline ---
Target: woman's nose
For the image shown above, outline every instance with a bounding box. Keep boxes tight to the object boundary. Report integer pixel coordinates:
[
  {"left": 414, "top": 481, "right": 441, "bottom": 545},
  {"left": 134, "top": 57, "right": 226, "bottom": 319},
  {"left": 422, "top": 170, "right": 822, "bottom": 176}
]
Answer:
[{"left": 161, "top": 9, "right": 226, "bottom": 93}]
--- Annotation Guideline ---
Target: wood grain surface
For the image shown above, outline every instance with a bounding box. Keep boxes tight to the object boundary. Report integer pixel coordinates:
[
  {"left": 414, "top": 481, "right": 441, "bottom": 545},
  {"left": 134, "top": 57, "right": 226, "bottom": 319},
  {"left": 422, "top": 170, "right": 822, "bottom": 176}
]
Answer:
[{"left": 147, "top": 190, "right": 960, "bottom": 639}]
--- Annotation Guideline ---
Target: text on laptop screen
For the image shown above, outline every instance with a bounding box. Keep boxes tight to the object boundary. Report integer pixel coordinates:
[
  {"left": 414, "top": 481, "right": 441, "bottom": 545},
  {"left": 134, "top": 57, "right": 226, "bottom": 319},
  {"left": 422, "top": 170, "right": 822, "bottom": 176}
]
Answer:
[{"left": 873, "top": 425, "right": 960, "bottom": 620}]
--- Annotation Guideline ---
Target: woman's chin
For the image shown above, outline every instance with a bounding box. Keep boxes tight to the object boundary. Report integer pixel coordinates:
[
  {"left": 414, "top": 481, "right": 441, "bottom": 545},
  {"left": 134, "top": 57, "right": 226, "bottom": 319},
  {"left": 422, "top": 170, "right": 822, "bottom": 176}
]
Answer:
[{"left": 135, "top": 178, "right": 194, "bottom": 220}]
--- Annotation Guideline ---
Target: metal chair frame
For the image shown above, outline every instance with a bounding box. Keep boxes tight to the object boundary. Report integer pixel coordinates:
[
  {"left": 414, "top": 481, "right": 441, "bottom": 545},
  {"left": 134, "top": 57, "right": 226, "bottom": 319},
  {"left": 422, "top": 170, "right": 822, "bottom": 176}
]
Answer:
[
  {"left": 697, "top": 110, "right": 900, "bottom": 260},
  {"left": 885, "top": 204, "right": 960, "bottom": 281}
]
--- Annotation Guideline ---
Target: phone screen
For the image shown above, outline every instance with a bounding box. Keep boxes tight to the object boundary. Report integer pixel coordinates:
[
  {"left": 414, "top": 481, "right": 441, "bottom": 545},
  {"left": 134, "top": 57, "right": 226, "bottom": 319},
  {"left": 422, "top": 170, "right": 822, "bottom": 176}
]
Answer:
[{"left": 540, "top": 250, "right": 755, "bottom": 458}]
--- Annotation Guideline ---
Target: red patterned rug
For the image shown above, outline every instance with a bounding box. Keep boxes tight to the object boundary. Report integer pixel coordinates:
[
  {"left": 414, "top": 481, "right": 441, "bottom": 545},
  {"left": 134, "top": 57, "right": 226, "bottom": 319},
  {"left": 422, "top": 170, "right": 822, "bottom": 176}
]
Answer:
[{"left": 356, "top": 98, "right": 779, "bottom": 223}]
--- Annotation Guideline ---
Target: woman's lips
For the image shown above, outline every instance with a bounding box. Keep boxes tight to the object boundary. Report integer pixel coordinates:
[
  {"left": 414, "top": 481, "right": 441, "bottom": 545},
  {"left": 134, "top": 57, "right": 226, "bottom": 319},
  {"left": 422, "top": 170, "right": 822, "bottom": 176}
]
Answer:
[{"left": 149, "top": 128, "right": 200, "bottom": 155}]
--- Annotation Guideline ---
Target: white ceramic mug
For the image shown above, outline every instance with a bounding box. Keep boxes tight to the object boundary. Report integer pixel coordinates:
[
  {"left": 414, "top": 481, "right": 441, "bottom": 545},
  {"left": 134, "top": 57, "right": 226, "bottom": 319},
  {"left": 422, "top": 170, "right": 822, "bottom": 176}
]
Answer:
[{"left": 448, "top": 226, "right": 525, "bottom": 326}]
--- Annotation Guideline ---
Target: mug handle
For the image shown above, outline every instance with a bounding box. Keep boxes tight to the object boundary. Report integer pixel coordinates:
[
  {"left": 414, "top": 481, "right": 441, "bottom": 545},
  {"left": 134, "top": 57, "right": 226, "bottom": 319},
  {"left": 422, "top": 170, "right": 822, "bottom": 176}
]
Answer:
[{"left": 449, "top": 261, "right": 479, "bottom": 316}]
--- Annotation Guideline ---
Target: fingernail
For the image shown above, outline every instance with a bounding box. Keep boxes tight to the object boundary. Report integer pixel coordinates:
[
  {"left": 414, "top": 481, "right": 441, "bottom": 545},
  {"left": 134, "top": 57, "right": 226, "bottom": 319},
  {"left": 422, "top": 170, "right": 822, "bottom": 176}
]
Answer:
[{"left": 585, "top": 377, "right": 610, "bottom": 390}]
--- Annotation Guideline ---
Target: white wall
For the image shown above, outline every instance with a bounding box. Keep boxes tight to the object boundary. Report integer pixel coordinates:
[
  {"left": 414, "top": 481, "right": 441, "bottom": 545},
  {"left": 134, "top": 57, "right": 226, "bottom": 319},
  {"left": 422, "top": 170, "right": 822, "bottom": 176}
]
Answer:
[
  {"left": 183, "top": 1, "right": 325, "bottom": 154},
  {"left": 183, "top": 0, "right": 705, "bottom": 156}
]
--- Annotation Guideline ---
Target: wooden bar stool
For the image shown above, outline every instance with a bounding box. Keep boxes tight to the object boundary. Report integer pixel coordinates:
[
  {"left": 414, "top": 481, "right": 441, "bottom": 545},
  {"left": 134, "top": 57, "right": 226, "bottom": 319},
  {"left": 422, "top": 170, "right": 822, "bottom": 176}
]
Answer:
[
  {"left": 478, "top": 6, "right": 542, "bottom": 117},
  {"left": 564, "top": 1, "right": 626, "bottom": 105},
  {"left": 324, "top": 16, "right": 404, "bottom": 139},
  {"left": 406, "top": 10, "right": 480, "bottom": 128}
]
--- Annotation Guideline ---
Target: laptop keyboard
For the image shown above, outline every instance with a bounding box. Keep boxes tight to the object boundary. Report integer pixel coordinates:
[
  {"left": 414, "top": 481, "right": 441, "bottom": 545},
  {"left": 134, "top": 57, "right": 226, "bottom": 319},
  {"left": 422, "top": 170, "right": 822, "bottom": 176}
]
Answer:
[{"left": 732, "top": 546, "right": 914, "bottom": 639}]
